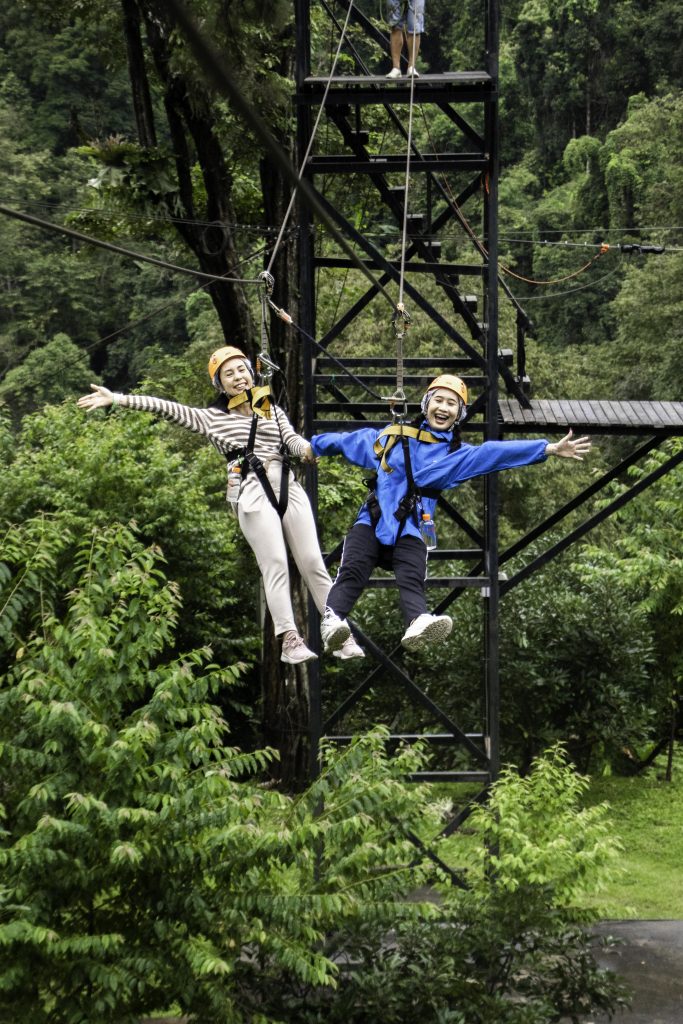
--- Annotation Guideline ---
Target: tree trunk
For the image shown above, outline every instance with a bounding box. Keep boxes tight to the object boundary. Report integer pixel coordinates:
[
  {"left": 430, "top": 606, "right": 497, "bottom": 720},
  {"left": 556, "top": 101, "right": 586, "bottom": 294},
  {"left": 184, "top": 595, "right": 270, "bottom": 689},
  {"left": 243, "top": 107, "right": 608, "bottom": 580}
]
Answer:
[
  {"left": 257, "top": 39, "right": 314, "bottom": 790},
  {"left": 120, "top": 0, "right": 157, "bottom": 148},
  {"left": 131, "top": 0, "right": 253, "bottom": 343}
]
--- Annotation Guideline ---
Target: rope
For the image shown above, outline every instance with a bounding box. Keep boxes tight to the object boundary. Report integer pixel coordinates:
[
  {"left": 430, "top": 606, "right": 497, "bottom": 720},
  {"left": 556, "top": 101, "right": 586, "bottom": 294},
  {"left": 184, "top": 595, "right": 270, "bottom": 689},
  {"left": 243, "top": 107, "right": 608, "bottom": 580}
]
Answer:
[
  {"left": 416, "top": 109, "right": 621, "bottom": 289},
  {"left": 266, "top": 0, "right": 356, "bottom": 275},
  {"left": 499, "top": 244, "right": 612, "bottom": 286},
  {"left": 389, "top": 2, "right": 422, "bottom": 421},
  {"left": 397, "top": 5, "right": 420, "bottom": 309}
]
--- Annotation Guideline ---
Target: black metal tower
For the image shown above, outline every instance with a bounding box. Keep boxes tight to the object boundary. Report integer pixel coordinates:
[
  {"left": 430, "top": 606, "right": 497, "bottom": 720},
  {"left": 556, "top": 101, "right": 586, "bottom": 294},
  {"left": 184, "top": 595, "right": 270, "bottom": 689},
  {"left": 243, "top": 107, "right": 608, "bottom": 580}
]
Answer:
[{"left": 292, "top": 0, "right": 683, "bottom": 834}]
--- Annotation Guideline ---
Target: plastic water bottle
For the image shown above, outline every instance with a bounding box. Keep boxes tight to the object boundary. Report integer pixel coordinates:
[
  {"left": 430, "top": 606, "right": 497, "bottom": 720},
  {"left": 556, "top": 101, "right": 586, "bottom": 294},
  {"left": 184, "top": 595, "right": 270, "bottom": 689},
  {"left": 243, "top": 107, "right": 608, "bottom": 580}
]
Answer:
[
  {"left": 226, "top": 463, "right": 242, "bottom": 511},
  {"left": 420, "top": 512, "right": 437, "bottom": 550}
]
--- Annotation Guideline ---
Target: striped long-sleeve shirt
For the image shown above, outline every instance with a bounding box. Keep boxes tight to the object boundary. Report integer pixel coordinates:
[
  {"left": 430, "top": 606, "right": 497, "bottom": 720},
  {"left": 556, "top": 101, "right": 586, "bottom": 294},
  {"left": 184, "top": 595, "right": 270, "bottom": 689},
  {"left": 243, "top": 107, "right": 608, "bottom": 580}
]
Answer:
[{"left": 116, "top": 393, "right": 310, "bottom": 460}]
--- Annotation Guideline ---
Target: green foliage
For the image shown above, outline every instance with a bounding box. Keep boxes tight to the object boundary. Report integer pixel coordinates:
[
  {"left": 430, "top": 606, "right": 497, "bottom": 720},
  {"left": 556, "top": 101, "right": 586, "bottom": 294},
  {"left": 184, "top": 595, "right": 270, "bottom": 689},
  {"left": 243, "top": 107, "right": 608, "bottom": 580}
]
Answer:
[
  {"left": 582, "top": 747, "right": 683, "bottom": 918},
  {"left": 0, "top": 400, "right": 258, "bottom": 671},
  {"left": 0, "top": 333, "right": 95, "bottom": 425},
  {"left": 499, "top": 558, "right": 656, "bottom": 772},
  {"left": 0, "top": 517, "right": 447, "bottom": 1021},
  {"left": 579, "top": 443, "right": 683, "bottom": 725},
  {"left": 267, "top": 747, "right": 627, "bottom": 1024}
]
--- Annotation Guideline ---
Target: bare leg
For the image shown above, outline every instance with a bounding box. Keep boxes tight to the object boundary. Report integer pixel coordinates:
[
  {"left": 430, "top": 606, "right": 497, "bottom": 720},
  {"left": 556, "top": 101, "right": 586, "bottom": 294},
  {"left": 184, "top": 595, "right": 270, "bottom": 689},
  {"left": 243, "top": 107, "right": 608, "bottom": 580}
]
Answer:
[
  {"left": 390, "top": 27, "right": 403, "bottom": 70},
  {"left": 406, "top": 32, "right": 420, "bottom": 68}
]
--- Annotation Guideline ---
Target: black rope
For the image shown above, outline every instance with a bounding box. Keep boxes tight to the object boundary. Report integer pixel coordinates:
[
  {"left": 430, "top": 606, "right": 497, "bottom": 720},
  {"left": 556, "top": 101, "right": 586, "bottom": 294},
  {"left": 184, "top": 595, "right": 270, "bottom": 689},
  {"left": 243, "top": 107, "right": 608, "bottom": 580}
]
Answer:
[{"left": 0, "top": 204, "right": 262, "bottom": 284}]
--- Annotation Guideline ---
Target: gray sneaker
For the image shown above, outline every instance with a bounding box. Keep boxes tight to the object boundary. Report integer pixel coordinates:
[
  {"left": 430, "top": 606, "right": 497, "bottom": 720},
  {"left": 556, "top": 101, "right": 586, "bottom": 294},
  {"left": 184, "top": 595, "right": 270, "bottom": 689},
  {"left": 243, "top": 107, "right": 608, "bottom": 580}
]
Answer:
[
  {"left": 281, "top": 632, "right": 317, "bottom": 664},
  {"left": 321, "top": 607, "right": 351, "bottom": 653},
  {"left": 401, "top": 613, "right": 453, "bottom": 652}
]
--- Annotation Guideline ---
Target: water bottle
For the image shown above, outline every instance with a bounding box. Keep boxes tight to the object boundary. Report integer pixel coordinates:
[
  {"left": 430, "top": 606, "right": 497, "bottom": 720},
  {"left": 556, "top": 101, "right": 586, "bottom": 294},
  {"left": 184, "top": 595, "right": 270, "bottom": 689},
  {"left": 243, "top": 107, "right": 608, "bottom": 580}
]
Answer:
[
  {"left": 226, "top": 462, "right": 242, "bottom": 512},
  {"left": 420, "top": 512, "right": 437, "bottom": 550}
]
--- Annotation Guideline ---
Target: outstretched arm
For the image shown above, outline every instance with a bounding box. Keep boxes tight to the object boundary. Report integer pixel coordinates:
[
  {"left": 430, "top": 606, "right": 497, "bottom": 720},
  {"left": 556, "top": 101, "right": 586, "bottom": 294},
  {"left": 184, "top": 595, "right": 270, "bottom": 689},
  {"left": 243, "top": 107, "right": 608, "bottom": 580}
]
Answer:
[{"left": 545, "top": 429, "right": 592, "bottom": 461}]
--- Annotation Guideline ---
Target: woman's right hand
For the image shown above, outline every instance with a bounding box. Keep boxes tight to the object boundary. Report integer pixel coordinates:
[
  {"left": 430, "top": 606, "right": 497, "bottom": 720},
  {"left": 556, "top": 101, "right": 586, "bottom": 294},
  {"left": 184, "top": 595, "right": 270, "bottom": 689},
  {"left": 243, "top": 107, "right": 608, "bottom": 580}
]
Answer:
[{"left": 77, "top": 384, "right": 117, "bottom": 411}]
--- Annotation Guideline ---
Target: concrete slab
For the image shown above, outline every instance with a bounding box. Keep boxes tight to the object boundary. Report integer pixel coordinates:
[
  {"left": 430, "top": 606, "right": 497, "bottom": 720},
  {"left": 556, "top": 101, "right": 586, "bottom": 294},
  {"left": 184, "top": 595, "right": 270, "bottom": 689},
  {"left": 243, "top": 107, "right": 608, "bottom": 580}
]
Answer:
[{"left": 590, "top": 920, "right": 683, "bottom": 1024}]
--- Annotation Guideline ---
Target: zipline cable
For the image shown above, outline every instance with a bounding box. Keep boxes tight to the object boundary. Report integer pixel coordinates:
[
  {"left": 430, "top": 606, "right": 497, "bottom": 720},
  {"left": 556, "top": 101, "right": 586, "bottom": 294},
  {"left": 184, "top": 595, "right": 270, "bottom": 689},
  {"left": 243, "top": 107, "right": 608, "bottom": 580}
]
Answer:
[
  {"left": 163, "top": 0, "right": 396, "bottom": 311},
  {"left": 0, "top": 204, "right": 264, "bottom": 285},
  {"left": 0, "top": 232, "right": 285, "bottom": 384}
]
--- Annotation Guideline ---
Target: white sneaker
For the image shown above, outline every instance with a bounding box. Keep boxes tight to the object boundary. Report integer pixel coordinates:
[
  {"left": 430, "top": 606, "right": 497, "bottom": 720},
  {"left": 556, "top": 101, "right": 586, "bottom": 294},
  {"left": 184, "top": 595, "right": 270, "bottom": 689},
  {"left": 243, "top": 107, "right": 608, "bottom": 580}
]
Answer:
[
  {"left": 281, "top": 632, "right": 317, "bottom": 664},
  {"left": 385, "top": 67, "right": 402, "bottom": 79},
  {"left": 333, "top": 634, "right": 365, "bottom": 660},
  {"left": 401, "top": 613, "right": 452, "bottom": 652},
  {"left": 321, "top": 607, "right": 351, "bottom": 653},
  {"left": 406, "top": 66, "right": 420, "bottom": 77}
]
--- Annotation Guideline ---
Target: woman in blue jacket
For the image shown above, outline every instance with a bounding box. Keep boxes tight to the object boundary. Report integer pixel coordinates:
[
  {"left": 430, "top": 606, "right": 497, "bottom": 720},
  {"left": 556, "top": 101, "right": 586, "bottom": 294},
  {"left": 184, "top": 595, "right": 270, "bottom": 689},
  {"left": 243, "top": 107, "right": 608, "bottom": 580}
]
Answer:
[{"left": 312, "top": 374, "right": 591, "bottom": 652}]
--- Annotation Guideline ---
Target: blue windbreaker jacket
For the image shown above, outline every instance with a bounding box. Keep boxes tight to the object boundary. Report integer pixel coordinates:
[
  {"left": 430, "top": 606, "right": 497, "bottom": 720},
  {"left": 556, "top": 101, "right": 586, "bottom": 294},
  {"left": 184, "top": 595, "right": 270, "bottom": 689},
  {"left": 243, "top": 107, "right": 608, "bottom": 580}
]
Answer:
[{"left": 310, "top": 424, "right": 549, "bottom": 545}]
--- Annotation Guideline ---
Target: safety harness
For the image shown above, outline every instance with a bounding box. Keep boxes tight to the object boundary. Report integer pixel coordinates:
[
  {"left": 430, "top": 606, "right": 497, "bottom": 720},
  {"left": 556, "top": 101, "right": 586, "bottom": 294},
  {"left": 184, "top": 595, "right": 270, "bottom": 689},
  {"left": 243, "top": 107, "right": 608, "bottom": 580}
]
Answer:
[
  {"left": 225, "top": 387, "right": 291, "bottom": 520},
  {"left": 367, "top": 423, "right": 442, "bottom": 540}
]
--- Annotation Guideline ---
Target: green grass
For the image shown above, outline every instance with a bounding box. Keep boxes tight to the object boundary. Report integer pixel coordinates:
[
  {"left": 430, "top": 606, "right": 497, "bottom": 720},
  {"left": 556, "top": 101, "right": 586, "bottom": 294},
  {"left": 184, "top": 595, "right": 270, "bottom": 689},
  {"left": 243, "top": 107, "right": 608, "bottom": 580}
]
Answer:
[{"left": 581, "top": 748, "right": 683, "bottom": 919}]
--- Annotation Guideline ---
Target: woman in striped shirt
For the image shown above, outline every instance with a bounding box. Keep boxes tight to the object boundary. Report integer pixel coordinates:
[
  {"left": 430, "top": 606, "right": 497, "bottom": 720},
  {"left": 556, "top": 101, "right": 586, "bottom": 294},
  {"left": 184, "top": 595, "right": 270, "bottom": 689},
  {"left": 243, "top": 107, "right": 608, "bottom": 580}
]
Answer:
[{"left": 78, "top": 346, "right": 363, "bottom": 665}]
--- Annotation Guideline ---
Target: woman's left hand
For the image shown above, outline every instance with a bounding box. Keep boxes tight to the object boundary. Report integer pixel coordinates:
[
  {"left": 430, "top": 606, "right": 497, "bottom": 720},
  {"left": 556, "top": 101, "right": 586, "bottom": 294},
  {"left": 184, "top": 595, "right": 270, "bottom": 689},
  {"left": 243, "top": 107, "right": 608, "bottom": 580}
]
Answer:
[
  {"left": 546, "top": 429, "right": 592, "bottom": 461},
  {"left": 301, "top": 443, "right": 319, "bottom": 464}
]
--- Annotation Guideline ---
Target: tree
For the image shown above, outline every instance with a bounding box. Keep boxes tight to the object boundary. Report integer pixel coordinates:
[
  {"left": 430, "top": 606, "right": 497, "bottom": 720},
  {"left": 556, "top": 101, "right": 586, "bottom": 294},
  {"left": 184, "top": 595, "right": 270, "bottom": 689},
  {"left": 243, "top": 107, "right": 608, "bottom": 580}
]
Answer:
[
  {"left": 579, "top": 443, "right": 683, "bottom": 776},
  {"left": 0, "top": 515, "right": 443, "bottom": 1022},
  {"left": 0, "top": 334, "right": 94, "bottom": 426}
]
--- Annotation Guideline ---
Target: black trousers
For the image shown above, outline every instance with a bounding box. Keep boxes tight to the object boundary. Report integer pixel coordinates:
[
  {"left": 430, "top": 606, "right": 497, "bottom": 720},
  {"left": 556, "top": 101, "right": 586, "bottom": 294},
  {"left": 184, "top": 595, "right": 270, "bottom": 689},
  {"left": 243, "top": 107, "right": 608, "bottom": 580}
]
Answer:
[{"left": 327, "top": 523, "right": 428, "bottom": 626}]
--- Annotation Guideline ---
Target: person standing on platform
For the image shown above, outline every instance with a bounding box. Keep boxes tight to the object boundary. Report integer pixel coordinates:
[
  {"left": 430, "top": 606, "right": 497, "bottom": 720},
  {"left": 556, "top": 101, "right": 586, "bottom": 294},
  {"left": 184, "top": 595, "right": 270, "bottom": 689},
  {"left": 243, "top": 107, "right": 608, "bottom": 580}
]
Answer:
[{"left": 385, "top": 0, "right": 425, "bottom": 78}]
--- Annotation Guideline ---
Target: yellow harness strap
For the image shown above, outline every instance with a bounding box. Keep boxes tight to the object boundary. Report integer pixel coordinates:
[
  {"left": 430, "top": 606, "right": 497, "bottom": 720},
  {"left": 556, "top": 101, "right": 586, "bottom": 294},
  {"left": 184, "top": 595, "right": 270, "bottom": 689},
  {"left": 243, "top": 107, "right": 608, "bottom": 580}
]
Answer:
[
  {"left": 373, "top": 424, "right": 441, "bottom": 472},
  {"left": 228, "top": 385, "right": 272, "bottom": 419}
]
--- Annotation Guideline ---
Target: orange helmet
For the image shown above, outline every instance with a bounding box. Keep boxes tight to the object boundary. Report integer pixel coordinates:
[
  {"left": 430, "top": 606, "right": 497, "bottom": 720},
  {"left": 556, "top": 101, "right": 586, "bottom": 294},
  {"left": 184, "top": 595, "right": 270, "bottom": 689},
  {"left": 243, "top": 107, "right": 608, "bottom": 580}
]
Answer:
[
  {"left": 426, "top": 374, "right": 468, "bottom": 405},
  {"left": 207, "top": 346, "right": 253, "bottom": 385}
]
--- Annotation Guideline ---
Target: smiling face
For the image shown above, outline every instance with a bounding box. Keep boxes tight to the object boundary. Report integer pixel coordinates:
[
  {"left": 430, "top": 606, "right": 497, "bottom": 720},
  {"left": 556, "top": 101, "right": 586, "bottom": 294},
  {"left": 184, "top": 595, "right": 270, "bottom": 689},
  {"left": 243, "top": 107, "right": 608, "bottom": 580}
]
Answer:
[
  {"left": 425, "top": 387, "right": 463, "bottom": 431},
  {"left": 218, "top": 356, "right": 254, "bottom": 396}
]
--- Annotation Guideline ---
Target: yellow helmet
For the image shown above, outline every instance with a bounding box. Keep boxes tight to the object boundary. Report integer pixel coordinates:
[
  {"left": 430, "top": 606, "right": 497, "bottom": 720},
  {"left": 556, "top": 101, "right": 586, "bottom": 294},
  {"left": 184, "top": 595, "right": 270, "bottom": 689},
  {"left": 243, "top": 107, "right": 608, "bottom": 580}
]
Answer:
[
  {"left": 207, "top": 345, "right": 251, "bottom": 383},
  {"left": 426, "top": 374, "right": 468, "bottom": 405}
]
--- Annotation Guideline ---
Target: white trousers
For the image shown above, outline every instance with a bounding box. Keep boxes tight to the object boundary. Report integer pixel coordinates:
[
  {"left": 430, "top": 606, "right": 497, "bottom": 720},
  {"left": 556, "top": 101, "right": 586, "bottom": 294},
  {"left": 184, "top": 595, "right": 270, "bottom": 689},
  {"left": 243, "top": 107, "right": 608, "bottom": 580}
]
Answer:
[{"left": 237, "top": 461, "right": 332, "bottom": 635}]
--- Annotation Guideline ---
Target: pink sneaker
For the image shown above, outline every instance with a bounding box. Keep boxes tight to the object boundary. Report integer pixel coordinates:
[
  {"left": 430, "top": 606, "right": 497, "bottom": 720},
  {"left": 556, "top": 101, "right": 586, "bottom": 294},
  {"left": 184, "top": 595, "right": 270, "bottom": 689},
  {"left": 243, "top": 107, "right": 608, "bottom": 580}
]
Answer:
[{"left": 281, "top": 632, "right": 317, "bottom": 664}]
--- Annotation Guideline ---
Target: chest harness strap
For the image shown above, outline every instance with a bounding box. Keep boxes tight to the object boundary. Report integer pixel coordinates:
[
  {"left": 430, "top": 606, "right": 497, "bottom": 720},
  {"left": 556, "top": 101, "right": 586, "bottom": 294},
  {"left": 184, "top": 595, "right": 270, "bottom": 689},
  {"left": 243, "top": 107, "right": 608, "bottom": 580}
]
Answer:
[{"left": 226, "top": 391, "right": 291, "bottom": 520}]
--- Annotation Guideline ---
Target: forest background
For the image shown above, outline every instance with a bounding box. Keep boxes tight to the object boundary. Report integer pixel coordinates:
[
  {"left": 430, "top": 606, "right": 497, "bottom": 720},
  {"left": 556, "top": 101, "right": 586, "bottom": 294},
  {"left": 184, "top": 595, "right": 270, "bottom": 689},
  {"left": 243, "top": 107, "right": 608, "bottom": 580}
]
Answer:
[
  {"left": 1, "top": 0, "right": 681, "bottom": 772},
  {"left": 0, "top": 0, "right": 679, "bottom": 1019}
]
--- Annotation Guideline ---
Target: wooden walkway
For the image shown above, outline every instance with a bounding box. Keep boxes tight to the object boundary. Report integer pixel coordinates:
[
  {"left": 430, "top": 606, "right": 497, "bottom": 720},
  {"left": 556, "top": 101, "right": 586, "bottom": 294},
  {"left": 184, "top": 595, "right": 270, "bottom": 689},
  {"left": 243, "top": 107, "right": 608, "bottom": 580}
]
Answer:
[{"left": 499, "top": 399, "right": 683, "bottom": 436}]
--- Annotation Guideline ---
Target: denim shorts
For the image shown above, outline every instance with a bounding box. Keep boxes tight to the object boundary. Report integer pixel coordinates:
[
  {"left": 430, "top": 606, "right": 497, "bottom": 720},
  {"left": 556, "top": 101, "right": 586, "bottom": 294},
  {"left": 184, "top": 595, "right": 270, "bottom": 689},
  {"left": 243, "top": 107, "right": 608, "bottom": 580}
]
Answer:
[{"left": 387, "top": 0, "right": 425, "bottom": 34}]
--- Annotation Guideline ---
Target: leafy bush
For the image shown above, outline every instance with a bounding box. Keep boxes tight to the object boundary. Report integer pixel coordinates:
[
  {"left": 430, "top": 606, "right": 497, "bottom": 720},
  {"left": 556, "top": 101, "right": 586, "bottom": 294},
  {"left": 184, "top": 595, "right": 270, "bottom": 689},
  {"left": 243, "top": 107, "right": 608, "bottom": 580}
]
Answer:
[
  {"left": 0, "top": 517, "right": 441, "bottom": 1022},
  {"left": 250, "top": 747, "right": 628, "bottom": 1024},
  {"left": 0, "top": 401, "right": 259, "bottom": 672}
]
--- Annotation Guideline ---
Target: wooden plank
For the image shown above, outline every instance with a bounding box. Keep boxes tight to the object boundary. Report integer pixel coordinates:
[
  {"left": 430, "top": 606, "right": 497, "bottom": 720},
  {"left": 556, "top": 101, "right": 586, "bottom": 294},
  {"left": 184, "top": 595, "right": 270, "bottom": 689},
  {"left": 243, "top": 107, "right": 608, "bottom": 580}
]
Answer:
[
  {"left": 569, "top": 399, "right": 602, "bottom": 428},
  {"left": 651, "top": 401, "right": 683, "bottom": 429},
  {"left": 599, "top": 400, "right": 626, "bottom": 427},
  {"left": 623, "top": 400, "right": 656, "bottom": 429},
  {"left": 584, "top": 399, "right": 610, "bottom": 427},
  {"left": 533, "top": 399, "right": 554, "bottom": 427},
  {"left": 643, "top": 401, "right": 669, "bottom": 428},
  {"left": 556, "top": 400, "right": 579, "bottom": 426},
  {"left": 499, "top": 398, "right": 683, "bottom": 435}
]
